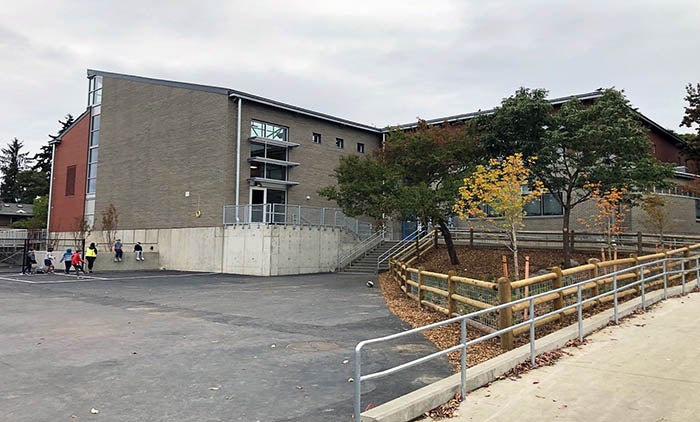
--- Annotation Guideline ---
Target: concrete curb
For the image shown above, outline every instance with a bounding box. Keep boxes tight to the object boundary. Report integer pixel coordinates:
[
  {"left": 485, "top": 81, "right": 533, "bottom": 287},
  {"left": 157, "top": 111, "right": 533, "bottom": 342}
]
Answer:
[{"left": 361, "top": 283, "right": 691, "bottom": 422}]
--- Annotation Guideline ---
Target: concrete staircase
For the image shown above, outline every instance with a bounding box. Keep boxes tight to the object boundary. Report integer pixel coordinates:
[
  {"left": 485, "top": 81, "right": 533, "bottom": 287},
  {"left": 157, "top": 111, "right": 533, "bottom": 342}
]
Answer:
[{"left": 343, "top": 241, "right": 398, "bottom": 273}]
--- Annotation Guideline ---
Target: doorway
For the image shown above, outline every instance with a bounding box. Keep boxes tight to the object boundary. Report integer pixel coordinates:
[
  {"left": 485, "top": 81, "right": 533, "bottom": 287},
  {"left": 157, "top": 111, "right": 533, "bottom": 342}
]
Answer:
[{"left": 249, "top": 187, "right": 287, "bottom": 223}]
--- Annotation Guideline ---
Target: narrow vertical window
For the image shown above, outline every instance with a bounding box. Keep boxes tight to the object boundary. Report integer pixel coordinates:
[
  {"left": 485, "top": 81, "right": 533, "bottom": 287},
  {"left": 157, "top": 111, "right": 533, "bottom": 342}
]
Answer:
[
  {"left": 65, "top": 165, "right": 76, "bottom": 196},
  {"left": 357, "top": 142, "right": 365, "bottom": 153},
  {"left": 312, "top": 133, "right": 322, "bottom": 144},
  {"left": 336, "top": 138, "right": 344, "bottom": 149}
]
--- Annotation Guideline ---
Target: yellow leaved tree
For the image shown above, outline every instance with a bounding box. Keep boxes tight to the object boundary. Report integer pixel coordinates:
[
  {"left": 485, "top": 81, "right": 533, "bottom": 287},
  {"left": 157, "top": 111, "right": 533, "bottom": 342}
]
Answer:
[
  {"left": 577, "top": 183, "right": 628, "bottom": 259},
  {"left": 454, "top": 153, "right": 543, "bottom": 280}
]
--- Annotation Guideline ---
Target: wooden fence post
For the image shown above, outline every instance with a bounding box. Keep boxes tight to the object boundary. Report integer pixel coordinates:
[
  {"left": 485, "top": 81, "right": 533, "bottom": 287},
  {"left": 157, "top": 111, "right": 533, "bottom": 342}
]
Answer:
[
  {"left": 469, "top": 228, "right": 474, "bottom": 247},
  {"left": 588, "top": 258, "right": 600, "bottom": 301},
  {"left": 447, "top": 270, "right": 456, "bottom": 317},
  {"left": 497, "top": 276, "right": 514, "bottom": 350},
  {"left": 418, "top": 266, "right": 425, "bottom": 308},
  {"left": 637, "top": 232, "right": 643, "bottom": 255},
  {"left": 552, "top": 266, "right": 564, "bottom": 313},
  {"left": 684, "top": 248, "right": 691, "bottom": 286}
]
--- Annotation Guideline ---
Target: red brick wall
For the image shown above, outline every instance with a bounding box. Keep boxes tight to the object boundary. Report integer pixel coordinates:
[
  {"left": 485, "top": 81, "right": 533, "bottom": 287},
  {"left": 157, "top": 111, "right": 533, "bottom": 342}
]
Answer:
[{"left": 50, "top": 113, "right": 89, "bottom": 232}]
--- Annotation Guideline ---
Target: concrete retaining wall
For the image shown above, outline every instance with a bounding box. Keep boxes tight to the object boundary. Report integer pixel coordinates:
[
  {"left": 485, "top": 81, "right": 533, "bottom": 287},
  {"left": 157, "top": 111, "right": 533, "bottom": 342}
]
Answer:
[{"left": 55, "top": 225, "right": 360, "bottom": 275}]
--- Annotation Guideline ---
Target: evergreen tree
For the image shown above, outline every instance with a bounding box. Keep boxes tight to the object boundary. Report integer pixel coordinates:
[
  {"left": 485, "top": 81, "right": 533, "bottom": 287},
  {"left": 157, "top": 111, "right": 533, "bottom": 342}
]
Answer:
[{"left": 0, "top": 138, "right": 30, "bottom": 202}]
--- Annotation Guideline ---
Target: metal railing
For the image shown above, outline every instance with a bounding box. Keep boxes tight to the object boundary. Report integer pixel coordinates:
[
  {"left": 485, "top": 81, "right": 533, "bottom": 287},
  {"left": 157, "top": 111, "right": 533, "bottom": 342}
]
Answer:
[
  {"left": 222, "top": 204, "right": 372, "bottom": 239},
  {"left": 336, "top": 227, "right": 386, "bottom": 272},
  {"left": 353, "top": 253, "right": 700, "bottom": 421},
  {"left": 376, "top": 228, "right": 426, "bottom": 271}
]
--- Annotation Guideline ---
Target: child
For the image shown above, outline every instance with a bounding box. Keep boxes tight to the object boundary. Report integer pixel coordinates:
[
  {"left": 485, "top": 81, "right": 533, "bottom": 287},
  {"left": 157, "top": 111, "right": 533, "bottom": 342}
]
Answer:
[
  {"left": 44, "top": 250, "right": 55, "bottom": 274},
  {"left": 71, "top": 249, "right": 86, "bottom": 279}
]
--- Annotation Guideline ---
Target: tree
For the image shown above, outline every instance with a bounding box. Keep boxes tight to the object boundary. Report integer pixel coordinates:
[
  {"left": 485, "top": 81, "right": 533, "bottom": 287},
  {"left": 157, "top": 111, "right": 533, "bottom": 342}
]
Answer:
[
  {"left": 0, "top": 138, "right": 30, "bottom": 202},
  {"left": 577, "top": 184, "right": 629, "bottom": 260},
  {"left": 11, "top": 195, "right": 48, "bottom": 230},
  {"left": 680, "top": 83, "right": 700, "bottom": 163},
  {"left": 70, "top": 217, "right": 92, "bottom": 247},
  {"left": 681, "top": 83, "right": 700, "bottom": 136},
  {"left": 34, "top": 114, "right": 74, "bottom": 181},
  {"left": 320, "top": 120, "right": 479, "bottom": 264},
  {"left": 639, "top": 193, "right": 672, "bottom": 243},
  {"left": 454, "top": 154, "right": 544, "bottom": 280},
  {"left": 100, "top": 204, "right": 119, "bottom": 251},
  {"left": 482, "top": 88, "right": 674, "bottom": 267},
  {"left": 16, "top": 170, "right": 49, "bottom": 203}
]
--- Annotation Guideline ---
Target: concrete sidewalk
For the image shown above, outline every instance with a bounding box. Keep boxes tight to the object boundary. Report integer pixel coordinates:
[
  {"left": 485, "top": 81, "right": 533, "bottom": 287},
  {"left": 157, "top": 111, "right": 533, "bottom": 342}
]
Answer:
[{"left": 423, "top": 291, "right": 700, "bottom": 422}]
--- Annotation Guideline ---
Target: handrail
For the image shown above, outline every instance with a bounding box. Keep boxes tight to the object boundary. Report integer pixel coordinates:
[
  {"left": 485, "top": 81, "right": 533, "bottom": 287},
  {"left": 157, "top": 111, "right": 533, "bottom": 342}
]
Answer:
[
  {"left": 336, "top": 227, "right": 386, "bottom": 271},
  {"left": 376, "top": 228, "right": 427, "bottom": 271},
  {"left": 354, "top": 253, "right": 700, "bottom": 421}
]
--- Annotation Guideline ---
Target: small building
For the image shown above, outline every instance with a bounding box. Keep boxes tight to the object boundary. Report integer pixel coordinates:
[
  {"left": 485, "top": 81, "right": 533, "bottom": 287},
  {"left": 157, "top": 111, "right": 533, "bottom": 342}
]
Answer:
[{"left": 0, "top": 203, "right": 34, "bottom": 228}]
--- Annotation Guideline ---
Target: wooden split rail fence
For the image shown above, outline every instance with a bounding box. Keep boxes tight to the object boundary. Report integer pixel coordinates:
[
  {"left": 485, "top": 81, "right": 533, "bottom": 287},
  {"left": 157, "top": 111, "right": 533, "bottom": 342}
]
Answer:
[{"left": 388, "top": 235, "right": 700, "bottom": 349}]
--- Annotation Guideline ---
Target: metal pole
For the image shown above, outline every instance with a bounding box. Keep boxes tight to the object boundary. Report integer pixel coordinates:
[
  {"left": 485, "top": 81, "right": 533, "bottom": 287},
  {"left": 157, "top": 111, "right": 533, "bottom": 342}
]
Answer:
[
  {"left": 663, "top": 260, "right": 668, "bottom": 300},
  {"left": 613, "top": 273, "right": 619, "bottom": 325},
  {"left": 529, "top": 298, "right": 536, "bottom": 365},
  {"left": 641, "top": 269, "right": 646, "bottom": 310},
  {"left": 696, "top": 257, "right": 700, "bottom": 289},
  {"left": 354, "top": 346, "right": 362, "bottom": 421},
  {"left": 298, "top": 205, "right": 301, "bottom": 225},
  {"left": 577, "top": 285, "right": 583, "bottom": 342},
  {"left": 460, "top": 319, "right": 467, "bottom": 400},
  {"left": 681, "top": 258, "right": 686, "bottom": 295}
]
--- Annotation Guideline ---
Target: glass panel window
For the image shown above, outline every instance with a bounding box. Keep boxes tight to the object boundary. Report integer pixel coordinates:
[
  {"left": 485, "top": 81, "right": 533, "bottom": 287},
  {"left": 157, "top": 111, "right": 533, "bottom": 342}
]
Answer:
[
  {"left": 87, "top": 163, "right": 97, "bottom": 178},
  {"left": 250, "top": 143, "right": 265, "bottom": 158},
  {"left": 542, "top": 193, "right": 563, "bottom": 215},
  {"left": 696, "top": 199, "right": 700, "bottom": 221},
  {"left": 87, "top": 178, "right": 97, "bottom": 194},
  {"left": 266, "top": 144, "right": 287, "bottom": 161},
  {"left": 524, "top": 199, "right": 542, "bottom": 216},
  {"left": 336, "top": 138, "right": 344, "bottom": 149},
  {"left": 357, "top": 142, "right": 365, "bottom": 153},
  {"left": 89, "top": 148, "right": 98, "bottom": 163},
  {"left": 312, "top": 133, "right": 321, "bottom": 144},
  {"left": 251, "top": 120, "right": 288, "bottom": 142},
  {"left": 89, "top": 130, "right": 99, "bottom": 147},
  {"left": 266, "top": 164, "right": 286, "bottom": 181},
  {"left": 250, "top": 164, "right": 262, "bottom": 178}
]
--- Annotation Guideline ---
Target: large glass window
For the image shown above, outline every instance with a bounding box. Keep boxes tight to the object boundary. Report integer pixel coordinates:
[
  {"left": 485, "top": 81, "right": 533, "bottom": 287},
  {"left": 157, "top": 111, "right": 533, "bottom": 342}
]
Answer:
[
  {"left": 524, "top": 192, "right": 563, "bottom": 216},
  {"left": 251, "top": 120, "right": 288, "bottom": 142},
  {"left": 88, "top": 76, "right": 102, "bottom": 106},
  {"left": 86, "top": 104, "right": 100, "bottom": 194}
]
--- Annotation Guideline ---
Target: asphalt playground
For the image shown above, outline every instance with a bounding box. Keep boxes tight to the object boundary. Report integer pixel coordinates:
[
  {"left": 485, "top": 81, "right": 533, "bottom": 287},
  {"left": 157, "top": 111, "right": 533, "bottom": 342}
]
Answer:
[{"left": 0, "top": 270, "right": 452, "bottom": 421}]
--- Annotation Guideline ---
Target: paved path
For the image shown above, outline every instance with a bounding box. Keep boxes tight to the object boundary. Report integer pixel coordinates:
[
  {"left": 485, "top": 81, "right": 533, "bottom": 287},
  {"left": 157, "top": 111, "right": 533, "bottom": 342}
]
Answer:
[
  {"left": 0, "top": 271, "right": 452, "bottom": 421},
  {"left": 424, "top": 291, "right": 700, "bottom": 422}
]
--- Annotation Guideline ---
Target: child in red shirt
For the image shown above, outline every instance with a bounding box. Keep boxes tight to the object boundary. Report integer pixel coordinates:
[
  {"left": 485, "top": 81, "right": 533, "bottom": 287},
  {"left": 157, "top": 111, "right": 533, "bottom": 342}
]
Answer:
[{"left": 71, "top": 249, "right": 85, "bottom": 279}]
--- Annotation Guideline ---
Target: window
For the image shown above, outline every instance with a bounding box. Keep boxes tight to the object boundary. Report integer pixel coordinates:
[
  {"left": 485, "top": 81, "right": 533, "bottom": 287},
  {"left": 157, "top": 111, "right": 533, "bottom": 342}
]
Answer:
[
  {"left": 336, "top": 138, "right": 344, "bottom": 149},
  {"left": 524, "top": 192, "right": 564, "bottom": 216},
  {"left": 312, "top": 133, "right": 322, "bottom": 144},
  {"left": 696, "top": 199, "right": 700, "bottom": 221},
  {"left": 251, "top": 120, "right": 288, "bottom": 142},
  {"left": 86, "top": 104, "right": 101, "bottom": 194},
  {"left": 357, "top": 142, "right": 365, "bottom": 153},
  {"left": 65, "top": 166, "right": 76, "bottom": 196},
  {"left": 88, "top": 76, "right": 102, "bottom": 106}
]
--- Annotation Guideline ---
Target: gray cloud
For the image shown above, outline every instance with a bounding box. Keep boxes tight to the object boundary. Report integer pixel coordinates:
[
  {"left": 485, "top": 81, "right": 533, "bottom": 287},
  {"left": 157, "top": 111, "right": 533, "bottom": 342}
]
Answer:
[{"left": 1, "top": 0, "right": 699, "bottom": 156}]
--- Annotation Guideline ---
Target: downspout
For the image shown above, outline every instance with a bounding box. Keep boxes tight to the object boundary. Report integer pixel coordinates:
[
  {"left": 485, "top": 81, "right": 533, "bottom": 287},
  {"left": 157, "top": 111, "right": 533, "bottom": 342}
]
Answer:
[
  {"left": 46, "top": 142, "right": 57, "bottom": 241},
  {"left": 235, "top": 97, "right": 242, "bottom": 220}
]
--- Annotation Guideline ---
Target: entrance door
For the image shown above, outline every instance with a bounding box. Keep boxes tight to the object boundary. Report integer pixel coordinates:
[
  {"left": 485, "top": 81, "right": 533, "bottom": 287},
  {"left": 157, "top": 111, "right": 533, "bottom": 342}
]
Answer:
[
  {"left": 250, "top": 188, "right": 266, "bottom": 222},
  {"left": 249, "top": 188, "right": 287, "bottom": 223}
]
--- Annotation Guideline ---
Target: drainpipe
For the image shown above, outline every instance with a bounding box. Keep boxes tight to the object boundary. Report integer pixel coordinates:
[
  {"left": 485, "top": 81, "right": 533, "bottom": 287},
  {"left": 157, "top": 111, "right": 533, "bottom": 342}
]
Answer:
[
  {"left": 46, "top": 142, "right": 57, "bottom": 241},
  {"left": 235, "top": 97, "right": 242, "bottom": 222}
]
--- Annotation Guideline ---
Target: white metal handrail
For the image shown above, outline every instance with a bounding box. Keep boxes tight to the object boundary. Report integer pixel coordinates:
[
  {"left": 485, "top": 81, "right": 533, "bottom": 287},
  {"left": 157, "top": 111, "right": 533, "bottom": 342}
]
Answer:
[
  {"left": 336, "top": 227, "right": 386, "bottom": 271},
  {"left": 354, "top": 254, "right": 700, "bottom": 421},
  {"left": 376, "top": 228, "right": 425, "bottom": 271}
]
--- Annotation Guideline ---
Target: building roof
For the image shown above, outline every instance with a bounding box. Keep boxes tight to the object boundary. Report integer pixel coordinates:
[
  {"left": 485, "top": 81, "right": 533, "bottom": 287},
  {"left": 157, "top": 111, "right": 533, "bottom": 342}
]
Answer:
[
  {"left": 52, "top": 109, "right": 91, "bottom": 144},
  {"left": 86, "top": 69, "right": 383, "bottom": 133},
  {"left": 0, "top": 203, "right": 34, "bottom": 217}
]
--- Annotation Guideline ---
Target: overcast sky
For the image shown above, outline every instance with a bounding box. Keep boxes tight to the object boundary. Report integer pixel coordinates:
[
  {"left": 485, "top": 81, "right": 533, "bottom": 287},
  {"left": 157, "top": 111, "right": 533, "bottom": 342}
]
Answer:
[{"left": 2, "top": 0, "right": 699, "bottom": 156}]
